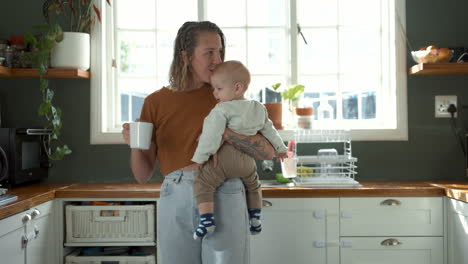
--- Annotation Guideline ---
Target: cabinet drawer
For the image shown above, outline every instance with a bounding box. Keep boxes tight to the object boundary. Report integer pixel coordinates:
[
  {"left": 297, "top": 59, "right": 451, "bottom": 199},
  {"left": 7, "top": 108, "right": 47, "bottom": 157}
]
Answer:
[
  {"left": 340, "top": 197, "right": 443, "bottom": 236},
  {"left": 65, "top": 249, "right": 156, "bottom": 264},
  {"left": 65, "top": 204, "right": 155, "bottom": 243},
  {"left": 340, "top": 237, "right": 443, "bottom": 264}
]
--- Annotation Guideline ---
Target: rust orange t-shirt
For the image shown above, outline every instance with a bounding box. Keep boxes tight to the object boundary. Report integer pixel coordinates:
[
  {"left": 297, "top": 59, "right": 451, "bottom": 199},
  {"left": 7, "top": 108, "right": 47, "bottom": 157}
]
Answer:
[{"left": 140, "top": 84, "right": 217, "bottom": 176}]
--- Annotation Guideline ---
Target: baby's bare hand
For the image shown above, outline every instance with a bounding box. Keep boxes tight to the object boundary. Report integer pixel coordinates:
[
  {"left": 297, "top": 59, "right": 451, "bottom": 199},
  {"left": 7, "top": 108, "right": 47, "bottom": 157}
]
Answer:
[{"left": 276, "top": 152, "right": 288, "bottom": 162}]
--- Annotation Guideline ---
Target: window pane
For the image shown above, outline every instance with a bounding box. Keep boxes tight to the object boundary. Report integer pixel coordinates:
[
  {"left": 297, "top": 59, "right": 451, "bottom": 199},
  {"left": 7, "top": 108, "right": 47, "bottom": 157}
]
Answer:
[
  {"left": 223, "top": 29, "right": 247, "bottom": 62},
  {"left": 342, "top": 93, "right": 358, "bottom": 120},
  {"left": 207, "top": 0, "right": 246, "bottom": 27},
  {"left": 120, "top": 94, "right": 129, "bottom": 122},
  {"left": 248, "top": 29, "right": 287, "bottom": 75},
  {"left": 299, "top": 28, "right": 338, "bottom": 75},
  {"left": 156, "top": 30, "right": 176, "bottom": 79},
  {"left": 116, "top": 0, "right": 155, "bottom": 29},
  {"left": 361, "top": 91, "right": 376, "bottom": 119},
  {"left": 339, "top": 28, "right": 381, "bottom": 75},
  {"left": 247, "top": 0, "right": 286, "bottom": 27},
  {"left": 157, "top": 0, "right": 197, "bottom": 30},
  {"left": 118, "top": 32, "right": 156, "bottom": 76},
  {"left": 339, "top": 0, "right": 380, "bottom": 27},
  {"left": 119, "top": 78, "right": 156, "bottom": 96},
  {"left": 341, "top": 73, "right": 379, "bottom": 94},
  {"left": 297, "top": 0, "right": 337, "bottom": 26},
  {"left": 298, "top": 75, "right": 339, "bottom": 93},
  {"left": 250, "top": 75, "right": 286, "bottom": 103},
  {"left": 131, "top": 95, "right": 145, "bottom": 121}
]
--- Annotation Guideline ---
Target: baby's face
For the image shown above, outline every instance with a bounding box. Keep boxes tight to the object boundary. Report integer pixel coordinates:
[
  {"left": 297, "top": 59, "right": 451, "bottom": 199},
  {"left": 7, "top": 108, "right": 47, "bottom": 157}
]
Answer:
[{"left": 211, "top": 75, "right": 238, "bottom": 102}]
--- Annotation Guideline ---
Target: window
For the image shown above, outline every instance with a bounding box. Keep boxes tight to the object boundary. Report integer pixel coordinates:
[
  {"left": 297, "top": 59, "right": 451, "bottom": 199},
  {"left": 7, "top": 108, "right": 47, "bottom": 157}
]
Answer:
[{"left": 90, "top": 0, "right": 407, "bottom": 144}]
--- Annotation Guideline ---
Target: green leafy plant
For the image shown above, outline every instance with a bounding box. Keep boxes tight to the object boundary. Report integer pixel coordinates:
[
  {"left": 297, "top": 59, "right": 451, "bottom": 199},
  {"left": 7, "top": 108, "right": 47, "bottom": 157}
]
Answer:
[
  {"left": 280, "top": 84, "right": 305, "bottom": 103},
  {"left": 25, "top": 24, "right": 72, "bottom": 160},
  {"left": 43, "top": 0, "right": 111, "bottom": 33},
  {"left": 271, "top": 83, "right": 281, "bottom": 92}
]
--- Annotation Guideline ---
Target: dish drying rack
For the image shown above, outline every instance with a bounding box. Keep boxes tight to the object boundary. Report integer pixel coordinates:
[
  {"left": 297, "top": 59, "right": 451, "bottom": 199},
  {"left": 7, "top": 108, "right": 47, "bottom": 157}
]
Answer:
[{"left": 285, "top": 129, "right": 360, "bottom": 187}]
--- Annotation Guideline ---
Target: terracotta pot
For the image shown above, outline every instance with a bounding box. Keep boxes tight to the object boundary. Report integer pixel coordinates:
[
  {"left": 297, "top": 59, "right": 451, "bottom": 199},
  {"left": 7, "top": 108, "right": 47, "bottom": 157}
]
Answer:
[
  {"left": 264, "top": 103, "right": 283, "bottom": 129},
  {"left": 295, "top": 107, "right": 313, "bottom": 116}
]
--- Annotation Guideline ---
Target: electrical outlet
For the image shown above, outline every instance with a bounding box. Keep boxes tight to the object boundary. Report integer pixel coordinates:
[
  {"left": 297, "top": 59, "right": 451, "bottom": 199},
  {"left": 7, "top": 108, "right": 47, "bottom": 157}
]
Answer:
[{"left": 435, "top": 95, "right": 457, "bottom": 118}]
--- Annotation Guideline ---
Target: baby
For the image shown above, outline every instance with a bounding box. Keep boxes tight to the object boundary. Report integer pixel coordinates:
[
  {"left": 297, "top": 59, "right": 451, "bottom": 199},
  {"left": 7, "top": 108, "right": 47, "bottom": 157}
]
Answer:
[{"left": 191, "top": 60, "right": 288, "bottom": 240}]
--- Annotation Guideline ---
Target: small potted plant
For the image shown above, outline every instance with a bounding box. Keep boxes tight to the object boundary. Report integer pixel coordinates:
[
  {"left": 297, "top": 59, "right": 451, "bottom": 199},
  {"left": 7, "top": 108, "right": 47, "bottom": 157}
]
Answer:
[
  {"left": 264, "top": 83, "right": 284, "bottom": 129},
  {"left": 264, "top": 83, "right": 305, "bottom": 129}
]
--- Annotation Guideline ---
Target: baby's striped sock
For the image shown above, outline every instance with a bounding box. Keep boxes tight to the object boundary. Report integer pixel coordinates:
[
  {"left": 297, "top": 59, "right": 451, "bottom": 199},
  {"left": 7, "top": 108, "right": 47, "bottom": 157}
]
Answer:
[
  {"left": 249, "top": 209, "right": 262, "bottom": 235},
  {"left": 193, "top": 213, "right": 216, "bottom": 240}
]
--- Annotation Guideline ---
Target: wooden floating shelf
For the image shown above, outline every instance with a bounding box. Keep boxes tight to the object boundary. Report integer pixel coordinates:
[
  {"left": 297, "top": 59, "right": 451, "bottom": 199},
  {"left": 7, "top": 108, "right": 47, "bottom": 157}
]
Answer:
[
  {"left": 0, "top": 65, "right": 90, "bottom": 79},
  {"left": 409, "top": 63, "right": 468, "bottom": 75}
]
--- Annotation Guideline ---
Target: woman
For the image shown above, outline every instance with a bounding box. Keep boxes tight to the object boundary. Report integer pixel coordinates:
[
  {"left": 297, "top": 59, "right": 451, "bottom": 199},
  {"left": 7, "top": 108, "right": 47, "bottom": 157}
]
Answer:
[{"left": 122, "top": 21, "right": 275, "bottom": 264}]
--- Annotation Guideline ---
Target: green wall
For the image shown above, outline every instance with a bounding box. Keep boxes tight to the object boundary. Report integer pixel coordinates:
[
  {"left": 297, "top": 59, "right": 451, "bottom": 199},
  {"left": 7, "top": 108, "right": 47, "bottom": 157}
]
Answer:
[{"left": 1, "top": 0, "right": 468, "bottom": 184}]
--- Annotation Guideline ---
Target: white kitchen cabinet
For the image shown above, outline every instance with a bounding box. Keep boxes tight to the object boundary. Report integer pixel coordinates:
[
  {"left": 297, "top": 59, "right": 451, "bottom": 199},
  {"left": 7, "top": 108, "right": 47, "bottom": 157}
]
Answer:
[
  {"left": 340, "top": 237, "right": 443, "bottom": 264},
  {"left": 340, "top": 197, "right": 443, "bottom": 236},
  {"left": 250, "top": 198, "right": 339, "bottom": 264},
  {"left": 0, "top": 200, "right": 56, "bottom": 264},
  {"left": 340, "top": 197, "right": 444, "bottom": 264},
  {"left": 447, "top": 197, "right": 468, "bottom": 264}
]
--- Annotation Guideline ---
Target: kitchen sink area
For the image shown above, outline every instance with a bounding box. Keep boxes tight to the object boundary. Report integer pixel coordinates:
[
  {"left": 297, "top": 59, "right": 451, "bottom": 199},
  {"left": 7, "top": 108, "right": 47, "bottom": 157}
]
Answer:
[{"left": 261, "top": 179, "right": 295, "bottom": 188}]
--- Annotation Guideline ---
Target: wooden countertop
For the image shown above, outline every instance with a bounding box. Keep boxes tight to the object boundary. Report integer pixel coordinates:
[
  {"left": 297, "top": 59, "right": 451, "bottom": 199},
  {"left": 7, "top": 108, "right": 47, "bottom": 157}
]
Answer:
[
  {"left": 1, "top": 181, "right": 468, "bottom": 220},
  {"left": 0, "top": 184, "right": 70, "bottom": 220}
]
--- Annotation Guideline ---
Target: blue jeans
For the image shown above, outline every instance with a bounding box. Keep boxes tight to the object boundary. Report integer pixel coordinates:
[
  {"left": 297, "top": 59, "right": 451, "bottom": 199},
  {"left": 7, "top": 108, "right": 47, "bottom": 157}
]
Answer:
[{"left": 158, "top": 170, "right": 250, "bottom": 264}]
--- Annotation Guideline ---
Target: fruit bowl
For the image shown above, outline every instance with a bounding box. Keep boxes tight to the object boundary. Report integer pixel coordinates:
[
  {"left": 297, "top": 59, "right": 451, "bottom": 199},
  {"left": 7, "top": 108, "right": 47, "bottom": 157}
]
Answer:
[{"left": 411, "top": 46, "right": 453, "bottom": 63}]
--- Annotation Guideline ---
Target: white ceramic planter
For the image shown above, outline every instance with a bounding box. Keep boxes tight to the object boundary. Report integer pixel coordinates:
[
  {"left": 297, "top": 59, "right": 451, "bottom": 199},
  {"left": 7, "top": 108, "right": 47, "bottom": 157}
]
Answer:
[{"left": 51, "top": 32, "right": 90, "bottom": 71}]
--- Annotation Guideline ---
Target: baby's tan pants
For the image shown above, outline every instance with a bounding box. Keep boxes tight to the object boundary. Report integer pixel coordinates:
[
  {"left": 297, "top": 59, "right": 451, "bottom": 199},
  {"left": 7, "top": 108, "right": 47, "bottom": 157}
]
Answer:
[{"left": 194, "top": 143, "right": 262, "bottom": 209}]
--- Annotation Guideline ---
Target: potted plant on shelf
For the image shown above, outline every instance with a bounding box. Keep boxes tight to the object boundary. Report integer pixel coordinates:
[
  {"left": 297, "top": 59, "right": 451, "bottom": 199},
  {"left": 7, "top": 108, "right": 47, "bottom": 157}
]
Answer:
[
  {"left": 264, "top": 83, "right": 283, "bottom": 129},
  {"left": 25, "top": 24, "right": 72, "bottom": 160},
  {"left": 43, "top": 0, "right": 111, "bottom": 70},
  {"left": 264, "top": 83, "right": 305, "bottom": 130}
]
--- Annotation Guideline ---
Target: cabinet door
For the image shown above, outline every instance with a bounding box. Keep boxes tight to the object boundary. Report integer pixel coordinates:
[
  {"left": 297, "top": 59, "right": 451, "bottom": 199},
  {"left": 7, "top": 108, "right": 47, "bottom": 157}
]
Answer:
[
  {"left": 250, "top": 198, "right": 339, "bottom": 264},
  {"left": 26, "top": 209, "right": 54, "bottom": 264},
  {"left": 340, "top": 237, "right": 443, "bottom": 264},
  {"left": 0, "top": 211, "right": 27, "bottom": 264},
  {"left": 340, "top": 197, "right": 443, "bottom": 236},
  {"left": 447, "top": 198, "right": 468, "bottom": 264}
]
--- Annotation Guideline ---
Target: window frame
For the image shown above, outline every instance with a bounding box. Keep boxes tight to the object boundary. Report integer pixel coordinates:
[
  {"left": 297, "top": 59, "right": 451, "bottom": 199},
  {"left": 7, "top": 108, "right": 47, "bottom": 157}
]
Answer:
[{"left": 90, "top": 0, "right": 408, "bottom": 144}]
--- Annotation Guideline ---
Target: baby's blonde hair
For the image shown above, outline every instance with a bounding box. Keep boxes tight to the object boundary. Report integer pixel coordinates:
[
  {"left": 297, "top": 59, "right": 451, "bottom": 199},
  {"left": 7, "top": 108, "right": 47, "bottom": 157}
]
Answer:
[{"left": 212, "top": 60, "right": 251, "bottom": 90}]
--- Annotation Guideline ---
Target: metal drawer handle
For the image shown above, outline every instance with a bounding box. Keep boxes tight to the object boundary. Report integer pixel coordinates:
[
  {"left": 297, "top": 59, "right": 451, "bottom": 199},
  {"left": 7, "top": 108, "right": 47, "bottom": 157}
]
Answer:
[
  {"left": 381, "top": 238, "right": 402, "bottom": 246},
  {"left": 262, "top": 200, "right": 272, "bottom": 207},
  {"left": 22, "top": 235, "right": 29, "bottom": 248},
  {"left": 380, "top": 199, "right": 401, "bottom": 206}
]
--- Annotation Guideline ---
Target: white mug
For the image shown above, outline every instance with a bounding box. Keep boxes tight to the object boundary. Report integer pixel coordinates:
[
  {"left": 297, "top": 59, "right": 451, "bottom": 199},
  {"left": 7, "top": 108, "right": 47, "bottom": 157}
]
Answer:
[{"left": 130, "top": 122, "right": 153, "bottom": 149}]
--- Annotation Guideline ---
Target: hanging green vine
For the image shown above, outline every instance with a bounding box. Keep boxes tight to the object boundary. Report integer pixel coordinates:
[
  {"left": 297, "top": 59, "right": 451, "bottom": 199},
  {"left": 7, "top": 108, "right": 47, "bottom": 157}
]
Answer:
[{"left": 25, "top": 24, "right": 72, "bottom": 161}]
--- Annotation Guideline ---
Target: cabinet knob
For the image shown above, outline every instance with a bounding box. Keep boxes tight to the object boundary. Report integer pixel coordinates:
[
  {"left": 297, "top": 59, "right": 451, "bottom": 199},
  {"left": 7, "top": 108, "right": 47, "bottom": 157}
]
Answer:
[
  {"left": 262, "top": 200, "right": 272, "bottom": 207},
  {"left": 380, "top": 238, "right": 403, "bottom": 246},
  {"left": 31, "top": 209, "right": 41, "bottom": 218},
  {"left": 380, "top": 199, "right": 401, "bottom": 206},
  {"left": 22, "top": 214, "right": 31, "bottom": 223}
]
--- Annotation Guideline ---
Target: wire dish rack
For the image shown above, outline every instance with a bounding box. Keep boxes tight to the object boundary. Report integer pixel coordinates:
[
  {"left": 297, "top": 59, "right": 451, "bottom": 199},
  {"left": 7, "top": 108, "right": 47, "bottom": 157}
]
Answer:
[{"left": 287, "top": 129, "right": 360, "bottom": 187}]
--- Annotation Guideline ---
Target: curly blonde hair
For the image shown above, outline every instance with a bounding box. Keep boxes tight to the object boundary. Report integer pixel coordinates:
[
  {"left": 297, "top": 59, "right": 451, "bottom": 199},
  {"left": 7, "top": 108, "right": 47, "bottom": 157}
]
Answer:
[{"left": 169, "top": 21, "right": 225, "bottom": 92}]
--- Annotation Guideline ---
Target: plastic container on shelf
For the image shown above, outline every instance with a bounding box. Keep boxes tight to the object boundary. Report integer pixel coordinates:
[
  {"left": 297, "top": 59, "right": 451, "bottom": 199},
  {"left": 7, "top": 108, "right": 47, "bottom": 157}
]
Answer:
[{"left": 317, "top": 100, "right": 334, "bottom": 120}]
